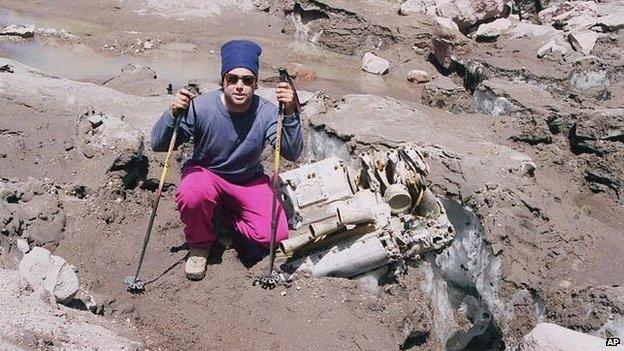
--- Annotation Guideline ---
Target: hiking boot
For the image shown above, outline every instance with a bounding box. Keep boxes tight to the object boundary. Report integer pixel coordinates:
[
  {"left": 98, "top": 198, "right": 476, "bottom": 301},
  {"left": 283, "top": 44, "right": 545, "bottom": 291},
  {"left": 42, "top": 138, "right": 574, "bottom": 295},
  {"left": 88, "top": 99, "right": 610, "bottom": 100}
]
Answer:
[{"left": 185, "top": 248, "right": 210, "bottom": 281}]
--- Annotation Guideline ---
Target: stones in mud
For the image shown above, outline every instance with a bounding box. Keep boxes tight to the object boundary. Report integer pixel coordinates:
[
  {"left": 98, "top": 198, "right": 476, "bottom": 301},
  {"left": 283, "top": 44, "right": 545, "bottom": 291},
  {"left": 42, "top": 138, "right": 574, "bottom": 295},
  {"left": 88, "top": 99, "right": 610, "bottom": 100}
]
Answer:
[
  {"left": 0, "top": 178, "right": 66, "bottom": 252},
  {"left": 361, "top": 52, "right": 389, "bottom": 75},
  {"left": 517, "top": 323, "right": 606, "bottom": 351},
  {"left": 568, "top": 31, "right": 599, "bottom": 55},
  {"left": 475, "top": 18, "right": 511, "bottom": 41},
  {"left": 18, "top": 247, "right": 79, "bottom": 304},
  {"left": 421, "top": 76, "right": 471, "bottom": 113},
  {"left": 81, "top": 144, "right": 96, "bottom": 158},
  {"left": 0, "top": 24, "right": 35, "bottom": 38},
  {"left": 407, "top": 70, "right": 431, "bottom": 83}
]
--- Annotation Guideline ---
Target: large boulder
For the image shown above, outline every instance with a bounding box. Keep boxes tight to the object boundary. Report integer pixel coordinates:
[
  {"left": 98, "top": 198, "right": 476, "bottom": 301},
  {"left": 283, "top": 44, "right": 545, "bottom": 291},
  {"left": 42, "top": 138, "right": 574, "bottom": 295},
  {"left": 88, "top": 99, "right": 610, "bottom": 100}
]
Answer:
[
  {"left": 517, "top": 323, "right": 614, "bottom": 351},
  {"left": 400, "top": 0, "right": 509, "bottom": 32},
  {"left": 18, "top": 247, "right": 79, "bottom": 304}
]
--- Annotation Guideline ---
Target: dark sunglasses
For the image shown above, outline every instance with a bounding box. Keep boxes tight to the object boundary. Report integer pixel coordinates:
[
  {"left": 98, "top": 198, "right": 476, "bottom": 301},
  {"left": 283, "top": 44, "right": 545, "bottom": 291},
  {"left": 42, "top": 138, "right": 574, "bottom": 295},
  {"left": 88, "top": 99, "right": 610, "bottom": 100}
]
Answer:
[{"left": 224, "top": 74, "right": 256, "bottom": 86}]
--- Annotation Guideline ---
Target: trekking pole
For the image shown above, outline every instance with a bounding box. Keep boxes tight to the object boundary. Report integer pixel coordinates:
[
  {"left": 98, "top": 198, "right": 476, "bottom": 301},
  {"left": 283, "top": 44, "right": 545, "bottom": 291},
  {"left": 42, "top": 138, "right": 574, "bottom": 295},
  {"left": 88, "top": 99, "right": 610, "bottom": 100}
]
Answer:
[
  {"left": 253, "top": 68, "right": 300, "bottom": 290},
  {"left": 125, "top": 84, "right": 199, "bottom": 294}
]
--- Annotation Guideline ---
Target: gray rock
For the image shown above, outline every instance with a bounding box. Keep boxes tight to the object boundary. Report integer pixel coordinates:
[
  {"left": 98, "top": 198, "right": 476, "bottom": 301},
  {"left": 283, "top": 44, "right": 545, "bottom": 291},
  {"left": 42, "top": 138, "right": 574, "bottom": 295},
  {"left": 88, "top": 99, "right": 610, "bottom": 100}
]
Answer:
[
  {"left": 18, "top": 247, "right": 79, "bottom": 304},
  {"left": 0, "top": 24, "right": 35, "bottom": 38},
  {"left": 407, "top": 70, "right": 431, "bottom": 83},
  {"left": 570, "top": 70, "right": 608, "bottom": 91},
  {"left": 517, "top": 323, "right": 611, "bottom": 351},
  {"left": 87, "top": 114, "right": 104, "bottom": 128},
  {"left": 537, "top": 38, "right": 569, "bottom": 59},
  {"left": 475, "top": 18, "right": 512, "bottom": 40},
  {"left": 474, "top": 88, "right": 516, "bottom": 116},
  {"left": 16, "top": 238, "right": 29, "bottom": 254},
  {"left": 568, "top": 31, "right": 600, "bottom": 55},
  {"left": 361, "top": 52, "right": 389, "bottom": 75}
]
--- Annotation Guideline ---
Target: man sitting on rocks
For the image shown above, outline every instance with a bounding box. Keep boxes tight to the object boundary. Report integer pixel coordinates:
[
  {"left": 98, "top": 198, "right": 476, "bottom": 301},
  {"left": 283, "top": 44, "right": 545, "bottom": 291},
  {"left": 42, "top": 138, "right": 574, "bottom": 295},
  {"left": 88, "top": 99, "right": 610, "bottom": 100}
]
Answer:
[{"left": 151, "top": 39, "right": 303, "bottom": 280}]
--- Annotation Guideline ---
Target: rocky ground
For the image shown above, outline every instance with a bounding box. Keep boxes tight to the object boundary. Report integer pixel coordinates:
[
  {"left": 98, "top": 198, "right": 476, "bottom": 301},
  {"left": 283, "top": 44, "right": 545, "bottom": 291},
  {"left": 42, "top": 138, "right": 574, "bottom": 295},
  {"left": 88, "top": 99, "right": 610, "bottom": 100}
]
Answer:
[{"left": 1, "top": 0, "right": 623, "bottom": 350}]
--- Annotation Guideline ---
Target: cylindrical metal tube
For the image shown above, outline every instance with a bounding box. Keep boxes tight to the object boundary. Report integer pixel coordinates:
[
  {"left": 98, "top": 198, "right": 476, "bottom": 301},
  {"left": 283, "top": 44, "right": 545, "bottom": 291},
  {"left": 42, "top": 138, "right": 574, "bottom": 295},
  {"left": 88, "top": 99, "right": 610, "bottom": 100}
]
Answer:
[
  {"left": 279, "top": 233, "right": 315, "bottom": 255},
  {"left": 308, "top": 236, "right": 390, "bottom": 278},
  {"left": 383, "top": 183, "right": 412, "bottom": 214},
  {"left": 414, "top": 188, "right": 441, "bottom": 218},
  {"left": 336, "top": 205, "right": 376, "bottom": 225},
  {"left": 309, "top": 216, "right": 342, "bottom": 237}
]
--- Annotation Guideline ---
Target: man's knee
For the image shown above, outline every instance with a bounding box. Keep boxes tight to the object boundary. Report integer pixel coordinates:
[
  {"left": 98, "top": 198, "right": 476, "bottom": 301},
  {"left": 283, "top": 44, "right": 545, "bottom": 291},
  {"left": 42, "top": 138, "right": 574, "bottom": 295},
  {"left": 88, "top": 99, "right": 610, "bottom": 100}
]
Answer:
[
  {"left": 246, "top": 216, "right": 289, "bottom": 246},
  {"left": 175, "top": 182, "right": 218, "bottom": 212}
]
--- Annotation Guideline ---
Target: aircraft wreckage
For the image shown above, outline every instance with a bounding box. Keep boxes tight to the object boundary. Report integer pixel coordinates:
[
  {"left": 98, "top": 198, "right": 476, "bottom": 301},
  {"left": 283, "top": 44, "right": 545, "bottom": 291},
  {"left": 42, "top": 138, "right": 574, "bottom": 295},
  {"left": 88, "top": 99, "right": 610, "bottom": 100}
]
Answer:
[{"left": 276, "top": 143, "right": 456, "bottom": 279}]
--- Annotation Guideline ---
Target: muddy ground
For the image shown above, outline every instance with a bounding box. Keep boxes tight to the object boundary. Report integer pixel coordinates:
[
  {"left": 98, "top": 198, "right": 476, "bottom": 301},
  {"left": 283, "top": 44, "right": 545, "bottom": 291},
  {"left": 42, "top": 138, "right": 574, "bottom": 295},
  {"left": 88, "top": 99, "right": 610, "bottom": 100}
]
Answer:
[{"left": 1, "top": 0, "right": 623, "bottom": 350}]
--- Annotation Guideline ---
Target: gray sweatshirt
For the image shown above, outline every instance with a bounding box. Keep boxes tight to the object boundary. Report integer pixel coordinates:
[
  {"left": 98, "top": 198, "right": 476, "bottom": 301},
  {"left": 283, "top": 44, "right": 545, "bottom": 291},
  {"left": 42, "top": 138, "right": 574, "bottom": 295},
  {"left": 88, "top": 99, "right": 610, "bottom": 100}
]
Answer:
[{"left": 151, "top": 90, "right": 303, "bottom": 184}]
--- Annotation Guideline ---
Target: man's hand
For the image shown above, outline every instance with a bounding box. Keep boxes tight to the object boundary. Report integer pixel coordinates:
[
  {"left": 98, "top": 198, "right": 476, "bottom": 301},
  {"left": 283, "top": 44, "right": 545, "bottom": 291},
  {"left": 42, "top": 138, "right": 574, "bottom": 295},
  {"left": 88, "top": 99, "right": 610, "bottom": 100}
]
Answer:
[
  {"left": 275, "top": 82, "right": 295, "bottom": 115},
  {"left": 170, "top": 88, "right": 197, "bottom": 118}
]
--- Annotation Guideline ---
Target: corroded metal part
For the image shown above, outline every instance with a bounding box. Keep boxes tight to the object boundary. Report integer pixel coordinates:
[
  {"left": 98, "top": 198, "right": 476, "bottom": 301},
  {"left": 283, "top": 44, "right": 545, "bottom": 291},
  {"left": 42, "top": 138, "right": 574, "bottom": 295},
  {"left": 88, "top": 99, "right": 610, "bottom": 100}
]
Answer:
[{"left": 278, "top": 143, "right": 456, "bottom": 278}]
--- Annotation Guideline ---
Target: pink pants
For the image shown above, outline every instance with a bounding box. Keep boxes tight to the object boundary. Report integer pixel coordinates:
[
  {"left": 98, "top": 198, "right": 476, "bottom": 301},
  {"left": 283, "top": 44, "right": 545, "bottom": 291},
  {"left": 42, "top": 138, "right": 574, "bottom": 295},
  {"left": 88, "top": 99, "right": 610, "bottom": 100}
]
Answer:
[{"left": 174, "top": 164, "right": 289, "bottom": 250}]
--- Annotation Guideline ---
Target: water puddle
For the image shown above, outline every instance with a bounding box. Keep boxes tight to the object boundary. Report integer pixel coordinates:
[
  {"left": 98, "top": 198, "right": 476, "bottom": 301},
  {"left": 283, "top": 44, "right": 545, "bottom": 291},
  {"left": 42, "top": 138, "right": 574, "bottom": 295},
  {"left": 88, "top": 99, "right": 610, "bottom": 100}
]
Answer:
[
  {"left": 0, "top": 36, "right": 223, "bottom": 88},
  {"left": 1, "top": 6, "right": 416, "bottom": 100},
  {"left": 0, "top": 39, "right": 131, "bottom": 81}
]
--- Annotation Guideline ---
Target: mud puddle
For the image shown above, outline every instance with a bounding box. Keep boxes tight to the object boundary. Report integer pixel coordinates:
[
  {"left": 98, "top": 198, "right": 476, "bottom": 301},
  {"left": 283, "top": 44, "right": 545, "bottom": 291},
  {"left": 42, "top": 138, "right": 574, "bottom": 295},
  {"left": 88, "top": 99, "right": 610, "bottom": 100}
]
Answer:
[{"left": 1, "top": 7, "right": 420, "bottom": 100}]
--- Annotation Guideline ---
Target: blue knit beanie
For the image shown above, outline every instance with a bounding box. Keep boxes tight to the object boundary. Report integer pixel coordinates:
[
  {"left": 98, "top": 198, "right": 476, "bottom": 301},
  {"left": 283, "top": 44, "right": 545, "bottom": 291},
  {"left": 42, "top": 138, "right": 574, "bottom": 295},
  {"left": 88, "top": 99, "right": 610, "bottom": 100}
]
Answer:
[{"left": 220, "top": 39, "right": 262, "bottom": 79}]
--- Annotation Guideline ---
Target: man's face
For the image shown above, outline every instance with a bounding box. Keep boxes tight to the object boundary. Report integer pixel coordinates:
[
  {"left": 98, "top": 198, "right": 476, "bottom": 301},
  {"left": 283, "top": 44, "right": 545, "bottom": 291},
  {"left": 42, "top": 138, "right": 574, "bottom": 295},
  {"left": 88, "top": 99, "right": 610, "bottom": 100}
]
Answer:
[{"left": 222, "top": 67, "right": 257, "bottom": 112}]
